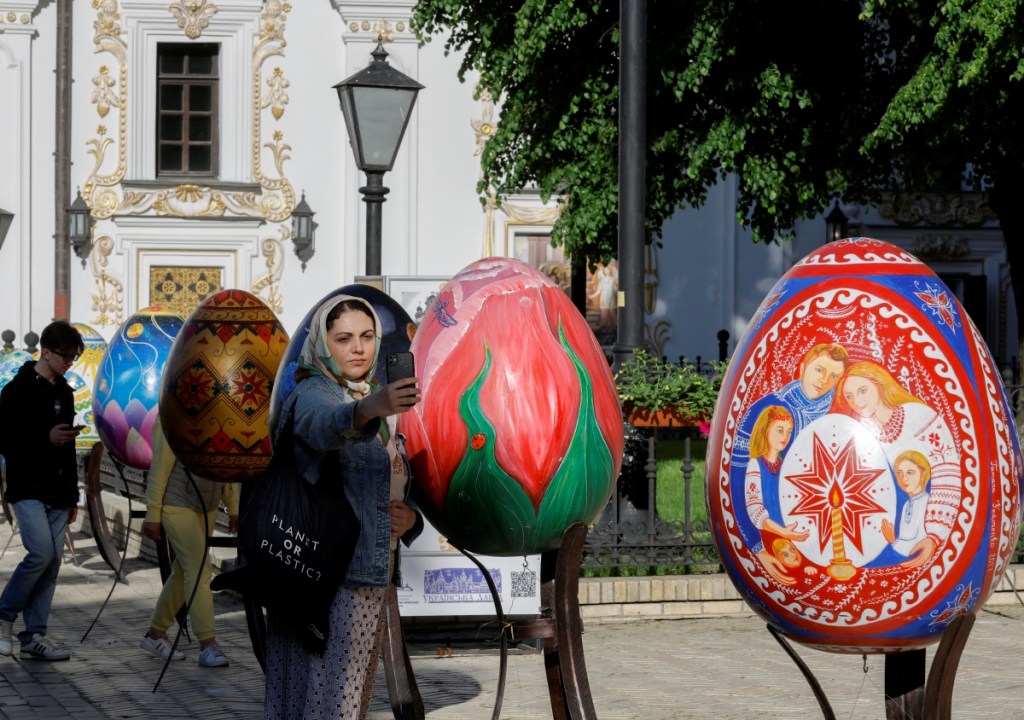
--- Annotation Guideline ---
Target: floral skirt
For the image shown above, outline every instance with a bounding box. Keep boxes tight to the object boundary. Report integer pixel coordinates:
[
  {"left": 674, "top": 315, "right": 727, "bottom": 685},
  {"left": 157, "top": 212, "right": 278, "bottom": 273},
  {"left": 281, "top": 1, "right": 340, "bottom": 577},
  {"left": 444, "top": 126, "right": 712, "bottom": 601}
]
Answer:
[{"left": 263, "top": 584, "right": 388, "bottom": 720}]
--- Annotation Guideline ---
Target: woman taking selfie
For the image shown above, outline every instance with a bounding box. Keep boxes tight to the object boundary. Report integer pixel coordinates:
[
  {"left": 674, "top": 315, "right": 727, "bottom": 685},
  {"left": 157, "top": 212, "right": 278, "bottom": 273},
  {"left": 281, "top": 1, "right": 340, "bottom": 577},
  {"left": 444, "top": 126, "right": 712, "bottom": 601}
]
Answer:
[{"left": 263, "top": 295, "right": 422, "bottom": 720}]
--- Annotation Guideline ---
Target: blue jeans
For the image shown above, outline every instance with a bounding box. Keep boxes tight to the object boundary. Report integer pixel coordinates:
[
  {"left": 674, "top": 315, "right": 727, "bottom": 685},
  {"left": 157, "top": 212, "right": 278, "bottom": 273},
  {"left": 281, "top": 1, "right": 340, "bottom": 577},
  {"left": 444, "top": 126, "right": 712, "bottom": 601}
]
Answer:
[{"left": 0, "top": 500, "right": 69, "bottom": 644}]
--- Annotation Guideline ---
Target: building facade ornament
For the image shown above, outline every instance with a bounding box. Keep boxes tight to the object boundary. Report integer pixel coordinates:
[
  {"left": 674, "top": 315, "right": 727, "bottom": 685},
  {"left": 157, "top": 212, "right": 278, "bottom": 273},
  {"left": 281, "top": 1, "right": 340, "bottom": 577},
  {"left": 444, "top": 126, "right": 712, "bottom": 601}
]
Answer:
[
  {"left": 251, "top": 226, "right": 286, "bottom": 314},
  {"left": 82, "top": 0, "right": 296, "bottom": 223},
  {"left": 89, "top": 235, "right": 125, "bottom": 326},
  {"left": 168, "top": 0, "right": 218, "bottom": 40},
  {"left": 471, "top": 86, "right": 495, "bottom": 156},
  {"left": 877, "top": 192, "right": 996, "bottom": 228}
]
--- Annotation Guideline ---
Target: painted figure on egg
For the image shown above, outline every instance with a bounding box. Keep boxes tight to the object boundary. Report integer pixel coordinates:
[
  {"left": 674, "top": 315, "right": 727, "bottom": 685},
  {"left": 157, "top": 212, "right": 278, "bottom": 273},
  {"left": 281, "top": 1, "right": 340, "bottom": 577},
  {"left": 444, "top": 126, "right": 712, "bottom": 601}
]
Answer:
[{"left": 708, "top": 238, "right": 1022, "bottom": 653}]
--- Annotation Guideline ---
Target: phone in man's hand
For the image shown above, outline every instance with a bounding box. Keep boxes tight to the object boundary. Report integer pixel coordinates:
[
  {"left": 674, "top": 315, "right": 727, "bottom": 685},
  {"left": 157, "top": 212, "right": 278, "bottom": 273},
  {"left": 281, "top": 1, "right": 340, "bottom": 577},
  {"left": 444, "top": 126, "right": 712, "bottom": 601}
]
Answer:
[{"left": 386, "top": 352, "right": 416, "bottom": 384}]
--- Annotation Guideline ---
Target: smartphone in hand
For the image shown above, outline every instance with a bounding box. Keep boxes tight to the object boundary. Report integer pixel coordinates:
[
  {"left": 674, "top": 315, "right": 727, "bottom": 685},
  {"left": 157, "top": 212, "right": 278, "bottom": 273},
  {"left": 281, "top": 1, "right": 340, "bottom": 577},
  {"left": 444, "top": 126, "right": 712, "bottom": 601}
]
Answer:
[{"left": 386, "top": 352, "right": 415, "bottom": 384}]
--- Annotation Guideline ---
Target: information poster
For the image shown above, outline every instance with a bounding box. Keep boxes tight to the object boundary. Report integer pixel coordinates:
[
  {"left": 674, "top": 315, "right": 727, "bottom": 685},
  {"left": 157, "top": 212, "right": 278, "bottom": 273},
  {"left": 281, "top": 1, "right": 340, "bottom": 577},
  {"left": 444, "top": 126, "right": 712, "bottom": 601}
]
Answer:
[{"left": 397, "top": 517, "right": 542, "bottom": 617}]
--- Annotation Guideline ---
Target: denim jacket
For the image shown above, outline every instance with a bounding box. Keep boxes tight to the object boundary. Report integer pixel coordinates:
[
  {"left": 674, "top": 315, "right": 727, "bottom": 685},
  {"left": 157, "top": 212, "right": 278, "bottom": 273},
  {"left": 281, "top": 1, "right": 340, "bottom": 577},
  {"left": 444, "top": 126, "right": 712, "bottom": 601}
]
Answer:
[{"left": 279, "top": 374, "right": 421, "bottom": 588}]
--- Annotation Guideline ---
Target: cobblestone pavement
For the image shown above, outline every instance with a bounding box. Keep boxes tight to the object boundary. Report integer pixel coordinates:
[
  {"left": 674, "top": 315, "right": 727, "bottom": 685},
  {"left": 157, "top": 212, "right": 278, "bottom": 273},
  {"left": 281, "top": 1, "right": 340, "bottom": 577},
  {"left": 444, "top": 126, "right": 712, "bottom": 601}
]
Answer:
[{"left": 1, "top": 518, "right": 1023, "bottom": 719}]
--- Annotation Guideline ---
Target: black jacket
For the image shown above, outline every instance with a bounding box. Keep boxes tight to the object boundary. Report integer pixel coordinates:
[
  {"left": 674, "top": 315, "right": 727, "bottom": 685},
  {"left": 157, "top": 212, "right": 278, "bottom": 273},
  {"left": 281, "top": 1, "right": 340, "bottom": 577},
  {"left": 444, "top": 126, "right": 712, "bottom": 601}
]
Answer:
[{"left": 0, "top": 361, "right": 80, "bottom": 506}]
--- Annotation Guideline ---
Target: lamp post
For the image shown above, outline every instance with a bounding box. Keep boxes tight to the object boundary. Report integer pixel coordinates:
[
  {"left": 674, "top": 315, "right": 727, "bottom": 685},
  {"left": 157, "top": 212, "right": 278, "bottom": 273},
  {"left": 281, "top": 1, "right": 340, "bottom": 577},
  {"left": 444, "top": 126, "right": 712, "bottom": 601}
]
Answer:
[
  {"left": 0, "top": 207, "right": 13, "bottom": 251},
  {"left": 68, "top": 189, "right": 94, "bottom": 267},
  {"left": 334, "top": 41, "right": 423, "bottom": 276},
  {"left": 825, "top": 200, "right": 849, "bottom": 244}
]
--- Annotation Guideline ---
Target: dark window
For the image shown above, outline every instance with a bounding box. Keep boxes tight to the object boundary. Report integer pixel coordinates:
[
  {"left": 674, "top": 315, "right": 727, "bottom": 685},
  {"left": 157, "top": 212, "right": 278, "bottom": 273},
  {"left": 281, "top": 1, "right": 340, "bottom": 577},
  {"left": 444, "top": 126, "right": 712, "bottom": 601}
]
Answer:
[{"left": 157, "top": 43, "right": 219, "bottom": 177}]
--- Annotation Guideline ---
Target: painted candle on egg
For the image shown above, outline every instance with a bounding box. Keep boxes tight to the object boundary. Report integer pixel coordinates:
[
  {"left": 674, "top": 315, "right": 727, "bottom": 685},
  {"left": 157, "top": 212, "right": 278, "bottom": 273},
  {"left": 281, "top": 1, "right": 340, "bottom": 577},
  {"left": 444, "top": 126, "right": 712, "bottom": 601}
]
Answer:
[{"left": 706, "top": 237, "right": 1023, "bottom": 653}]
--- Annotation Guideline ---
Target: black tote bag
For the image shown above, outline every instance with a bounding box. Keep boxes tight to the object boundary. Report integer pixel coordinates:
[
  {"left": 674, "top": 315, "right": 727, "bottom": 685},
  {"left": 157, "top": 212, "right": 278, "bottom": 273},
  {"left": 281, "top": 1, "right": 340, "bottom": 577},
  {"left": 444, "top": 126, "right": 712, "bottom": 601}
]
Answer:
[{"left": 214, "top": 414, "right": 359, "bottom": 654}]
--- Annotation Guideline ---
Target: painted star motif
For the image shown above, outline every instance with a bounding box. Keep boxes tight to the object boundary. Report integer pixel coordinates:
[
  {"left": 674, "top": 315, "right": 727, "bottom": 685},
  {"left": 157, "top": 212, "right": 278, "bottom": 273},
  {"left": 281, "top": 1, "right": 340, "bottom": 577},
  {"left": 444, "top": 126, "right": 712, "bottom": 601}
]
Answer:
[{"left": 786, "top": 434, "right": 887, "bottom": 555}]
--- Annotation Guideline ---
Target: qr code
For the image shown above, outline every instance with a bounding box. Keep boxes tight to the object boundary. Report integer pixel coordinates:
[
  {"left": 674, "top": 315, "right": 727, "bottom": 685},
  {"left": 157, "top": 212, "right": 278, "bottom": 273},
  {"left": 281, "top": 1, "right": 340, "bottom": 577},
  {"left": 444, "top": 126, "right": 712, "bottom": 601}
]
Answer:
[{"left": 510, "top": 569, "right": 537, "bottom": 598}]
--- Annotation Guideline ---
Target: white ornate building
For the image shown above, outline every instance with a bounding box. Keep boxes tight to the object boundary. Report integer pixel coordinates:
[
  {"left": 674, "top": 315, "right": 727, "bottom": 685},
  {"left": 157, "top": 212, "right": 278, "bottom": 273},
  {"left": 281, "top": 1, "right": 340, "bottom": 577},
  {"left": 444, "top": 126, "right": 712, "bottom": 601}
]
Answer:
[{"left": 0, "top": 0, "right": 1016, "bottom": 369}]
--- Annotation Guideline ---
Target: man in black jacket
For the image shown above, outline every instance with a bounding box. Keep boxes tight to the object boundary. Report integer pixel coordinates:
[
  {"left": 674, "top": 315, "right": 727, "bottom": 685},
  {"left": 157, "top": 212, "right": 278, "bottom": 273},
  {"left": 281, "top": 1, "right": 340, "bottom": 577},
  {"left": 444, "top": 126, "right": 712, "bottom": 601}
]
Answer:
[{"left": 0, "top": 321, "right": 83, "bottom": 661}]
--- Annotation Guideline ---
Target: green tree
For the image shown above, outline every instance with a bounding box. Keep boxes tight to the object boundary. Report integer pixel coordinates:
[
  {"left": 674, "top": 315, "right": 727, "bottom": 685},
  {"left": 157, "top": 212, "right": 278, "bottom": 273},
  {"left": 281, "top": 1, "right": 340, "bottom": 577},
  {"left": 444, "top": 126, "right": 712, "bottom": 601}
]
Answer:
[{"left": 412, "top": 0, "right": 1024, "bottom": 332}]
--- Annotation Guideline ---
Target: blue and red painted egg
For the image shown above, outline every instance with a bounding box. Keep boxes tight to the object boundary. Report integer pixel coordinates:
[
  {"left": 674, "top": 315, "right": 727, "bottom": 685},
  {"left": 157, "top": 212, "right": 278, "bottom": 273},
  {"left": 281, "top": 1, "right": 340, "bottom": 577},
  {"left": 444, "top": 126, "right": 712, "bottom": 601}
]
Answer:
[
  {"left": 706, "top": 237, "right": 1023, "bottom": 653},
  {"left": 399, "top": 257, "right": 624, "bottom": 556},
  {"left": 93, "top": 307, "right": 183, "bottom": 470},
  {"left": 160, "top": 290, "right": 289, "bottom": 482}
]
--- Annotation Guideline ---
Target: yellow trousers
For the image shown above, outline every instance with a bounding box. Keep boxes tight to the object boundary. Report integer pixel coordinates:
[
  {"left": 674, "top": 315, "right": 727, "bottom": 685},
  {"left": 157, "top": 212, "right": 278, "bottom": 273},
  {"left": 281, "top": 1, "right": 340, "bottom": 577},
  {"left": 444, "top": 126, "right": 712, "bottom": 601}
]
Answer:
[{"left": 149, "top": 506, "right": 219, "bottom": 642}]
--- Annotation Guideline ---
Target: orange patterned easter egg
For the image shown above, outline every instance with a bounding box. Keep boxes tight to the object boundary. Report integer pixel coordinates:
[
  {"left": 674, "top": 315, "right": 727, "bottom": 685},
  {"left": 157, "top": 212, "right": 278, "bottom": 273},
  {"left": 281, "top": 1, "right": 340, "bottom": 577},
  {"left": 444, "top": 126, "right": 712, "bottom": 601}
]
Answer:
[{"left": 159, "top": 289, "right": 289, "bottom": 481}]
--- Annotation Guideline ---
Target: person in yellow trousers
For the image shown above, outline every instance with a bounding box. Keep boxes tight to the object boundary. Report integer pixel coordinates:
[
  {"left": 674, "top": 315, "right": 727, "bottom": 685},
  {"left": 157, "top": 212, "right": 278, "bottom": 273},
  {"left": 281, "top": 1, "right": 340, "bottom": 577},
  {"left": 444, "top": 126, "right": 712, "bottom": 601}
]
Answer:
[{"left": 139, "top": 418, "right": 238, "bottom": 667}]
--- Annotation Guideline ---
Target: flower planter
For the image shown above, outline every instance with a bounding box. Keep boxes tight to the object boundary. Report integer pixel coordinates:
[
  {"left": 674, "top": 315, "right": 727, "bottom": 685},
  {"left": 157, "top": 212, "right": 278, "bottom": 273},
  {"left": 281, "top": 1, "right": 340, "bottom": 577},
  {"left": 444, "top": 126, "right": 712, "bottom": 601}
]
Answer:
[{"left": 624, "top": 405, "right": 706, "bottom": 428}]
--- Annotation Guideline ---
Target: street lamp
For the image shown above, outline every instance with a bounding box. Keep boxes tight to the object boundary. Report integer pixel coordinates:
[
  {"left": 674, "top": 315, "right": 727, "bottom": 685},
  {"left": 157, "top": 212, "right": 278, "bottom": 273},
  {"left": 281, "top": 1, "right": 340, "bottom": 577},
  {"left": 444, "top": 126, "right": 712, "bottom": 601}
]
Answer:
[
  {"left": 291, "top": 192, "right": 317, "bottom": 271},
  {"left": 68, "top": 189, "right": 95, "bottom": 267},
  {"left": 0, "top": 207, "right": 13, "bottom": 251},
  {"left": 333, "top": 40, "right": 424, "bottom": 276},
  {"left": 824, "top": 200, "right": 849, "bottom": 244}
]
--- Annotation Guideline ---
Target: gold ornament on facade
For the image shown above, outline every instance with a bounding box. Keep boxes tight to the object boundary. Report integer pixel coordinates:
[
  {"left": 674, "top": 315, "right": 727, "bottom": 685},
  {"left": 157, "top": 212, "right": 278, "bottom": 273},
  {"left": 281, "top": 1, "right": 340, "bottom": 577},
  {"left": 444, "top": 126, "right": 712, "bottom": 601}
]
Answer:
[
  {"left": 169, "top": 0, "right": 218, "bottom": 40},
  {"left": 259, "top": 0, "right": 288, "bottom": 44},
  {"left": 251, "top": 227, "right": 286, "bottom": 314},
  {"left": 263, "top": 68, "right": 290, "bottom": 120},
  {"left": 82, "top": 0, "right": 296, "bottom": 223},
  {"left": 92, "top": 0, "right": 123, "bottom": 43},
  {"left": 173, "top": 184, "right": 205, "bottom": 203},
  {"left": 91, "top": 67, "right": 117, "bottom": 118},
  {"left": 372, "top": 19, "right": 394, "bottom": 42},
  {"left": 471, "top": 86, "right": 497, "bottom": 156},
  {"left": 20, "top": 13, "right": 27, "bottom": 23},
  {"left": 6, "top": 12, "right": 14, "bottom": 22},
  {"left": 149, "top": 265, "right": 223, "bottom": 315},
  {"left": 911, "top": 233, "right": 972, "bottom": 262},
  {"left": 89, "top": 235, "right": 125, "bottom": 327},
  {"left": 877, "top": 192, "right": 996, "bottom": 227}
]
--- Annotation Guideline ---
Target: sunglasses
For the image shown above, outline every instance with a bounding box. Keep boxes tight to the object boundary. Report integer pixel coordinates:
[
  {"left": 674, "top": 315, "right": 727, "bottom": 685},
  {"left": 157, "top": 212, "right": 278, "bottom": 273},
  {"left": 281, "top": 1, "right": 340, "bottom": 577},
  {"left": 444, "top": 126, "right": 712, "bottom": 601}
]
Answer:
[{"left": 48, "top": 349, "right": 80, "bottom": 363}]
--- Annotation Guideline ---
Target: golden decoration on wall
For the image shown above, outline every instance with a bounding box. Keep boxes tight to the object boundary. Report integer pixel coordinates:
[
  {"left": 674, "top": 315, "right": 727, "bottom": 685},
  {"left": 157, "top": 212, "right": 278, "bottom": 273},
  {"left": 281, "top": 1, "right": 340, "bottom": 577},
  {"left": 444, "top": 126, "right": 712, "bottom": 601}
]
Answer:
[
  {"left": 149, "top": 266, "right": 223, "bottom": 316},
  {"left": 471, "top": 86, "right": 496, "bottom": 156},
  {"left": 91, "top": 66, "right": 117, "bottom": 117},
  {"left": 169, "top": 0, "right": 218, "bottom": 40},
  {"left": 89, "top": 235, "right": 125, "bottom": 327},
  {"left": 263, "top": 67, "right": 290, "bottom": 120},
  {"left": 251, "top": 226, "right": 286, "bottom": 314},
  {"left": 877, "top": 192, "right": 995, "bottom": 227},
  {"left": 347, "top": 18, "right": 405, "bottom": 38},
  {"left": 83, "top": 0, "right": 296, "bottom": 223}
]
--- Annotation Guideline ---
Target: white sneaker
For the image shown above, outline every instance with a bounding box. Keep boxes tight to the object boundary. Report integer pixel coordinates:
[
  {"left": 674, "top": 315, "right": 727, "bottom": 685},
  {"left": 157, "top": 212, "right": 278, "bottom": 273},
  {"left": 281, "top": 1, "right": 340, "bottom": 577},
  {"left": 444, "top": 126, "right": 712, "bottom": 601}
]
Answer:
[
  {"left": 140, "top": 634, "right": 185, "bottom": 661},
  {"left": 198, "top": 642, "right": 229, "bottom": 668},
  {"left": 0, "top": 621, "right": 12, "bottom": 657},
  {"left": 20, "top": 634, "right": 70, "bottom": 661}
]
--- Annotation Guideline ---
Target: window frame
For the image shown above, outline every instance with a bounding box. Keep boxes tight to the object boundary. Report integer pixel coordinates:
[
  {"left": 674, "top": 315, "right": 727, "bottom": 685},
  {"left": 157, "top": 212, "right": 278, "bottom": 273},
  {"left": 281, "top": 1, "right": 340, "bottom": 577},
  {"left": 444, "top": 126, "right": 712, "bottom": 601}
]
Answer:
[{"left": 155, "top": 42, "right": 220, "bottom": 179}]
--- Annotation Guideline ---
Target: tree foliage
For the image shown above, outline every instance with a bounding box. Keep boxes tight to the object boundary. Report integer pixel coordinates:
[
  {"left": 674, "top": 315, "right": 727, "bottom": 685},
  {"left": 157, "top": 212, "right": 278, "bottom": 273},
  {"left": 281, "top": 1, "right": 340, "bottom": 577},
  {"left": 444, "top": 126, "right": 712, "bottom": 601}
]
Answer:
[{"left": 411, "top": 0, "right": 1024, "bottom": 280}]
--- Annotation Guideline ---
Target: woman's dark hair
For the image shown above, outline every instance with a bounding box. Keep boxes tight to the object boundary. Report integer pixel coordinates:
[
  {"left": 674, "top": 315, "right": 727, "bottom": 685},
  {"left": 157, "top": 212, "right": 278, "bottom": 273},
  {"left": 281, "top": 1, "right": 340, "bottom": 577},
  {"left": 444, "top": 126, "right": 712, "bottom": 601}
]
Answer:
[
  {"left": 326, "top": 299, "right": 374, "bottom": 328},
  {"left": 40, "top": 320, "right": 84, "bottom": 356}
]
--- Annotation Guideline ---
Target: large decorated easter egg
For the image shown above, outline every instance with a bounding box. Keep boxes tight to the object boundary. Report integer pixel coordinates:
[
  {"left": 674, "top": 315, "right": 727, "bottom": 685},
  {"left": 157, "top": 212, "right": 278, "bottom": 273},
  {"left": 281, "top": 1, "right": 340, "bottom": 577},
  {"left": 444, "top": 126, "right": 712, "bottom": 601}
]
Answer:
[
  {"left": 69, "top": 323, "right": 107, "bottom": 452},
  {"left": 93, "top": 307, "right": 183, "bottom": 469},
  {"left": 160, "top": 289, "right": 289, "bottom": 482},
  {"left": 706, "top": 237, "right": 1023, "bottom": 653},
  {"left": 267, "top": 284, "right": 416, "bottom": 438},
  {"left": 0, "top": 350, "right": 33, "bottom": 393},
  {"left": 399, "top": 257, "right": 624, "bottom": 556}
]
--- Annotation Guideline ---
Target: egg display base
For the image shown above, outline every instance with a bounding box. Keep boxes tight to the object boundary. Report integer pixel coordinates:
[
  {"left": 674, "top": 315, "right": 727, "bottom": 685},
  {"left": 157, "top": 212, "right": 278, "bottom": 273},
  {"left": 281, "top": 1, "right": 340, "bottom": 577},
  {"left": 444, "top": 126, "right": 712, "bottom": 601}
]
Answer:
[
  {"left": 769, "top": 612, "right": 975, "bottom": 720},
  {"left": 455, "top": 521, "right": 596, "bottom": 720}
]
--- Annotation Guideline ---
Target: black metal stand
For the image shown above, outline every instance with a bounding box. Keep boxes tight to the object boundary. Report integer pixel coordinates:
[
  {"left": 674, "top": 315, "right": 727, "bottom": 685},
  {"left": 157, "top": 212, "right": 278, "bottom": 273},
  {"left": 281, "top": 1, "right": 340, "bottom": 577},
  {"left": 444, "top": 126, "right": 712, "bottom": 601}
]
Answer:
[
  {"left": 768, "top": 613, "right": 975, "bottom": 720},
  {"left": 466, "top": 522, "right": 596, "bottom": 720}
]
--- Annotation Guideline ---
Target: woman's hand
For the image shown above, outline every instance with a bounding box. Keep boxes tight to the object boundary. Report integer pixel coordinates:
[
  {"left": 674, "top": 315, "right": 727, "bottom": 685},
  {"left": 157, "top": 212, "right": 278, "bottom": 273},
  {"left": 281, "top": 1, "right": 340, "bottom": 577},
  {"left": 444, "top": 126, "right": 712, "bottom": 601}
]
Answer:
[
  {"left": 390, "top": 500, "right": 417, "bottom": 539},
  {"left": 141, "top": 521, "right": 162, "bottom": 541},
  {"left": 354, "top": 377, "right": 421, "bottom": 425}
]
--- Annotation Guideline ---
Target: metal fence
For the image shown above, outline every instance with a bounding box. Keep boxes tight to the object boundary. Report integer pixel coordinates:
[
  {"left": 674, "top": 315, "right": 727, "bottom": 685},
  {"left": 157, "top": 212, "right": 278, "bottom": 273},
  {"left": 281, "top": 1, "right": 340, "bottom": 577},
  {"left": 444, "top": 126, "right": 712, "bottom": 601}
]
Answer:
[{"left": 583, "top": 375, "right": 1024, "bottom": 576}]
